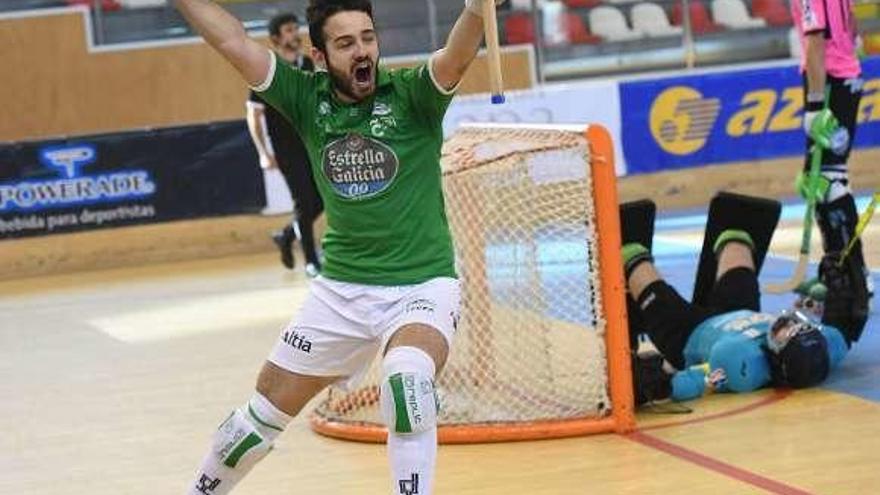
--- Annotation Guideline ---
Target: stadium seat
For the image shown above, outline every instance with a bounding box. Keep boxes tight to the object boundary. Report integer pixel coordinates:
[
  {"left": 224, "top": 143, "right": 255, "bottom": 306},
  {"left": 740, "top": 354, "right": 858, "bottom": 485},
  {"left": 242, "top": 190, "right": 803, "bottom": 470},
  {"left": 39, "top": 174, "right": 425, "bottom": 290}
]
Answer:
[
  {"left": 711, "top": 0, "right": 767, "bottom": 29},
  {"left": 504, "top": 11, "right": 536, "bottom": 44},
  {"left": 671, "top": 0, "right": 723, "bottom": 34},
  {"left": 563, "top": 11, "right": 603, "bottom": 44},
  {"left": 564, "top": 0, "right": 601, "bottom": 7},
  {"left": 66, "top": 0, "right": 121, "bottom": 10},
  {"left": 589, "top": 5, "right": 644, "bottom": 41},
  {"left": 631, "top": 2, "right": 684, "bottom": 37},
  {"left": 118, "top": 0, "right": 166, "bottom": 7},
  {"left": 752, "top": 0, "right": 793, "bottom": 26}
]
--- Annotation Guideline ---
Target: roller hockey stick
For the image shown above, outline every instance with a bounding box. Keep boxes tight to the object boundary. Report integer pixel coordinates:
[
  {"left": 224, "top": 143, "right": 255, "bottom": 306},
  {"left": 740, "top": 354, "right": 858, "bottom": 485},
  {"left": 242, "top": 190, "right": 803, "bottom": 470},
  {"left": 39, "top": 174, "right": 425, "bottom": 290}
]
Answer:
[
  {"left": 481, "top": 0, "right": 505, "bottom": 104},
  {"left": 840, "top": 191, "right": 879, "bottom": 265},
  {"left": 764, "top": 142, "right": 823, "bottom": 294}
]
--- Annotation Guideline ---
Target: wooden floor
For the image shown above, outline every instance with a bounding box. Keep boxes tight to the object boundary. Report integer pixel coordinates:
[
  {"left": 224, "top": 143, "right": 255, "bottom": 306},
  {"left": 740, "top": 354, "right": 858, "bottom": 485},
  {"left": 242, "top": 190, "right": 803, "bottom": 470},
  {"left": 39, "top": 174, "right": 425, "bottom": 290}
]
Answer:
[{"left": 2, "top": 199, "right": 879, "bottom": 494}]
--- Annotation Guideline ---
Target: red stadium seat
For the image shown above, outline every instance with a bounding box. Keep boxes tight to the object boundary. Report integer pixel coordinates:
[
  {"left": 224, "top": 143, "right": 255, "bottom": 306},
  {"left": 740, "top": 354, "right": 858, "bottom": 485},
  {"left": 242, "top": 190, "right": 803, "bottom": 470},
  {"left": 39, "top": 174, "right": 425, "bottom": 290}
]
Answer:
[
  {"left": 752, "top": 0, "right": 793, "bottom": 26},
  {"left": 504, "top": 12, "right": 536, "bottom": 44},
  {"left": 672, "top": 0, "right": 724, "bottom": 34},
  {"left": 564, "top": 0, "right": 602, "bottom": 8},
  {"left": 563, "top": 12, "right": 603, "bottom": 44},
  {"left": 67, "top": 0, "right": 122, "bottom": 10}
]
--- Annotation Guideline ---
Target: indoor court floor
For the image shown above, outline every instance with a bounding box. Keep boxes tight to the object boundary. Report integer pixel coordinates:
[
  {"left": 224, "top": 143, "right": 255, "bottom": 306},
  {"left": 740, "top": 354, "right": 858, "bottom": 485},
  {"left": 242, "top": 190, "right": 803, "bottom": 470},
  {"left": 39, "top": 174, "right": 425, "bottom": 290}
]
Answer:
[{"left": 2, "top": 193, "right": 878, "bottom": 495}]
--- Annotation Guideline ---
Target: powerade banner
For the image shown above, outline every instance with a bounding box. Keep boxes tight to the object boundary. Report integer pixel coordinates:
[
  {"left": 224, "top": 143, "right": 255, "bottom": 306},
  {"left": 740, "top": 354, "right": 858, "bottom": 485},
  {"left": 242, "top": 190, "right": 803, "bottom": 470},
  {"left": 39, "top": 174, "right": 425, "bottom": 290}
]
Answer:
[
  {"left": 620, "top": 57, "right": 880, "bottom": 174},
  {"left": 0, "top": 121, "right": 264, "bottom": 239}
]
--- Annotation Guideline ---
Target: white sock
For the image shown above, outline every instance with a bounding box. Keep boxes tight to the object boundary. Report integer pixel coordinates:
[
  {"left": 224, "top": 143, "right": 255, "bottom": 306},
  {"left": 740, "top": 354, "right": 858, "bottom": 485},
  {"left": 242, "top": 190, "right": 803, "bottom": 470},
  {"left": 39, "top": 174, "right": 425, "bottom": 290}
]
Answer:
[
  {"left": 383, "top": 347, "right": 438, "bottom": 495},
  {"left": 187, "top": 393, "right": 292, "bottom": 495}
]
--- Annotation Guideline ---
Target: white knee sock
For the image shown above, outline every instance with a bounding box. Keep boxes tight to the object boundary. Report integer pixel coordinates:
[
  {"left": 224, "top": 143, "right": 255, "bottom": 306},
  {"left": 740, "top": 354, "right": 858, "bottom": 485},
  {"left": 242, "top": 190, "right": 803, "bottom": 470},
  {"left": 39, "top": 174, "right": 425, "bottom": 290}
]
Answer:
[
  {"left": 383, "top": 346, "right": 438, "bottom": 495},
  {"left": 187, "top": 393, "right": 292, "bottom": 495}
]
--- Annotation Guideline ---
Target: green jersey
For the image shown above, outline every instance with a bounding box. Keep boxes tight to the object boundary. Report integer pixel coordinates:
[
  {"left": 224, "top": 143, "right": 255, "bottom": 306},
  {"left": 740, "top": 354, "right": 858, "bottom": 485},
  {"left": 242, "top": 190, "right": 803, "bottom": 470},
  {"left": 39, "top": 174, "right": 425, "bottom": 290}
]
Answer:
[{"left": 255, "top": 51, "right": 456, "bottom": 285}]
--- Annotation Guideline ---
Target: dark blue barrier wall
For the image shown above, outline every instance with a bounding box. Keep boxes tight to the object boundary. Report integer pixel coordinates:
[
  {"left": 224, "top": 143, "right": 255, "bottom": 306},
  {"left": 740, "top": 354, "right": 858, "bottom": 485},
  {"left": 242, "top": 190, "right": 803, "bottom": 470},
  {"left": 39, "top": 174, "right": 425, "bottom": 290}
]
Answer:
[
  {"left": 0, "top": 121, "right": 264, "bottom": 239},
  {"left": 621, "top": 57, "right": 880, "bottom": 174}
]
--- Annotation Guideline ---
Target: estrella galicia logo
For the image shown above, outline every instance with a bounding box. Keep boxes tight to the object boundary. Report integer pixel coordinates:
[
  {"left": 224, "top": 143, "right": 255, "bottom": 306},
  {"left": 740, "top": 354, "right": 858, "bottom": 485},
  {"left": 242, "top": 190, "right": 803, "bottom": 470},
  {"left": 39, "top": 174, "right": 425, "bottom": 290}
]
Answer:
[
  {"left": 39, "top": 144, "right": 96, "bottom": 178},
  {"left": 322, "top": 133, "right": 398, "bottom": 200},
  {"left": 649, "top": 86, "right": 721, "bottom": 156},
  {"left": 0, "top": 143, "right": 156, "bottom": 213}
]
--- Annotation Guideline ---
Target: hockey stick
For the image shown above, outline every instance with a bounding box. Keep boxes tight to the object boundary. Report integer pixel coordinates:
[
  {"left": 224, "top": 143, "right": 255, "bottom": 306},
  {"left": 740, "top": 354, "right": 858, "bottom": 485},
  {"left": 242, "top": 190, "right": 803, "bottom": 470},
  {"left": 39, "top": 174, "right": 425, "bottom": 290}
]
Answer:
[
  {"left": 840, "top": 191, "right": 879, "bottom": 265},
  {"left": 764, "top": 142, "right": 823, "bottom": 294},
  {"left": 481, "top": 0, "right": 505, "bottom": 104}
]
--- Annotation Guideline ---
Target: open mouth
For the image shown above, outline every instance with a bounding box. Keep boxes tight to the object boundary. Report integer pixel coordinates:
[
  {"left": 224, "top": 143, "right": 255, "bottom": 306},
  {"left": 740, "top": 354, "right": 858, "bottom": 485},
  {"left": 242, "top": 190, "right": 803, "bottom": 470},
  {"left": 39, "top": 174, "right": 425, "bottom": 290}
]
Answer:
[{"left": 353, "top": 63, "right": 372, "bottom": 87}]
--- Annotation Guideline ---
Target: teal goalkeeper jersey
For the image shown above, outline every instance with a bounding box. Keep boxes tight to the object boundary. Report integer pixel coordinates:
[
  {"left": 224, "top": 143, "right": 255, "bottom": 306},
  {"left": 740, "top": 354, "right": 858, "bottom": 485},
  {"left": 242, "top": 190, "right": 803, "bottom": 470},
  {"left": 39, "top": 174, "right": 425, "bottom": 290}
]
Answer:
[{"left": 255, "top": 52, "right": 457, "bottom": 285}]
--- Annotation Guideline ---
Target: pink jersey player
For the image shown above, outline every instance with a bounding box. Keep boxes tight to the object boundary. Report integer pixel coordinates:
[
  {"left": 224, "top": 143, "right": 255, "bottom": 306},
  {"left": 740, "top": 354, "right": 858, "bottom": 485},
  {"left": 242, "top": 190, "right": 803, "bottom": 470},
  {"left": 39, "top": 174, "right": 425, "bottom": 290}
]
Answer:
[{"left": 791, "top": 0, "right": 861, "bottom": 78}]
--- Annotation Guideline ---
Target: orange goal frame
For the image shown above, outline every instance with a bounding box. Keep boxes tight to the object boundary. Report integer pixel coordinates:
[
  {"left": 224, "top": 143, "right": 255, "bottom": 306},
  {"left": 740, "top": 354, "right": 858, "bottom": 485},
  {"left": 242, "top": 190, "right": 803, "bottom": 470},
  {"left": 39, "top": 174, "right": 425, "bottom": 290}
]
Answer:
[{"left": 309, "top": 123, "right": 636, "bottom": 443}]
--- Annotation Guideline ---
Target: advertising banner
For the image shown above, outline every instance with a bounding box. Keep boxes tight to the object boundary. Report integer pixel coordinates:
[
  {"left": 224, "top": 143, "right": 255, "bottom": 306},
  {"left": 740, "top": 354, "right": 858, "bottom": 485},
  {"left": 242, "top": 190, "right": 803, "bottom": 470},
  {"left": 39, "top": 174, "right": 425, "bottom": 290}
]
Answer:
[
  {"left": 443, "top": 80, "right": 627, "bottom": 173},
  {"left": 620, "top": 57, "right": 880, "bottom": 174},
  {"left": 0, "top": 121, "right": 264, "bottom": 239}
]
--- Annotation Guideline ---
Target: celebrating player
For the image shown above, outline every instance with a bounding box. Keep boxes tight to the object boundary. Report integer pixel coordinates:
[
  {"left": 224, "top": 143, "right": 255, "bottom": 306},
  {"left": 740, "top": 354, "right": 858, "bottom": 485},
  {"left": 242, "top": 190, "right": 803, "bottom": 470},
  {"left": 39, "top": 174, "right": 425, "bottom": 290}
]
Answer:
[
  {"left": 174, "top": 0, "right": 498, "bottom": 493},
  {"left": 622, "top": 194, "right": 868, "bottom": 404}
]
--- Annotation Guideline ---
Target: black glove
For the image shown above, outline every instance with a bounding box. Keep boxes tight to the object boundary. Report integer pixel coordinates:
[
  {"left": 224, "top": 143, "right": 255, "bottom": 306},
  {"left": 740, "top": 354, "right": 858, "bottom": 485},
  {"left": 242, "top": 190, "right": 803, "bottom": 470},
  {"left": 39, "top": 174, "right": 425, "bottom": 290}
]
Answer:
[{"left": 632, "top": 352, "right": 672, "bottom": 405}]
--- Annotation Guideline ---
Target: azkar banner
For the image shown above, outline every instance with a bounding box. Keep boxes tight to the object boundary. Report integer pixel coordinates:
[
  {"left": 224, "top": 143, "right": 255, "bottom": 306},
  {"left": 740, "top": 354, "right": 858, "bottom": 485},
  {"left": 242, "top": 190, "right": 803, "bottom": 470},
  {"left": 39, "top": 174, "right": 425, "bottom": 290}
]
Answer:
[
  {"left": 620, "top": 57, "right": 880, "bottom": 174},
  {"left": 0, "top": 121, "right": 264, "bottom": 239}
]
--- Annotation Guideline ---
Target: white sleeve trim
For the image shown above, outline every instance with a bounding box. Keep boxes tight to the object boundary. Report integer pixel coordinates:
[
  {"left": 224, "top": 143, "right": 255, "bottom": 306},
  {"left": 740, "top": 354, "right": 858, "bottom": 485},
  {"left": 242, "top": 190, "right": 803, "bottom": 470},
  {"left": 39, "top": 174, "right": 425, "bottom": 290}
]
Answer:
[
  {"left": 246, "top": 100, "right": 266, "bottom": 110},
  {"left": 250, "top": 49, "right": 277, "bottom": 92},
  {"left": 427, "top": 51, "right": 459, "bottom": 96}
]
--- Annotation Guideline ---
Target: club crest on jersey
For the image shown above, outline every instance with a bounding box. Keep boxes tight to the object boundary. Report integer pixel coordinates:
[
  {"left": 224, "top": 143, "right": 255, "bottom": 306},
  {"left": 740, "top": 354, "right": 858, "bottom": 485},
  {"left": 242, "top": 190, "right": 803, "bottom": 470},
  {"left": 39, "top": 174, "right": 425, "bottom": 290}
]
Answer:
[
  {"left": 322, "top": 133, "right": 399, "bottom": 199},
  {"left": 372, "top": 102, "right": 392, "bottom": 116}
]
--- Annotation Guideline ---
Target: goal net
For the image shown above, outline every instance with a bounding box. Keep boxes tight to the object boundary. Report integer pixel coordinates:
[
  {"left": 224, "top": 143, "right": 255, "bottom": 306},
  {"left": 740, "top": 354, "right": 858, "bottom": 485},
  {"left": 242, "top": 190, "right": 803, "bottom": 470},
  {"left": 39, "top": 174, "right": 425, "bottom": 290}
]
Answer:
[{"left": 310, "top": 123, "right": 634, "bottom": 443}]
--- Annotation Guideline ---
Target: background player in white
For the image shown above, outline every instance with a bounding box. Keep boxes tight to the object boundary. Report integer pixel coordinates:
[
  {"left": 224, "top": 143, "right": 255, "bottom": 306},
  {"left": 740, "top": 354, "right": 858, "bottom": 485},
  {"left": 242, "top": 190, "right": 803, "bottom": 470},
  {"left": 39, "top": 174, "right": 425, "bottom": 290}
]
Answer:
[{"left": 174, "top": 0, "right": 500, "bottom": 493}]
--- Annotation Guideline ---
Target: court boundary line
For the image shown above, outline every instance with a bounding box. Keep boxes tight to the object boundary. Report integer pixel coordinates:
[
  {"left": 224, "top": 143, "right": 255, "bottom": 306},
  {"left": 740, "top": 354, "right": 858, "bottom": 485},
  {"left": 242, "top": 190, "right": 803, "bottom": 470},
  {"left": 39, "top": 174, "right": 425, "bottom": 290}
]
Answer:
[
  {"left": 625, "top": 430, "right": 815, "bottom": 495},
  {"left": 624, "top": 389, "right": 816, "bottom": 494},
  {"left": 638, "top": 389, "right": 791, "bottom": 431}
]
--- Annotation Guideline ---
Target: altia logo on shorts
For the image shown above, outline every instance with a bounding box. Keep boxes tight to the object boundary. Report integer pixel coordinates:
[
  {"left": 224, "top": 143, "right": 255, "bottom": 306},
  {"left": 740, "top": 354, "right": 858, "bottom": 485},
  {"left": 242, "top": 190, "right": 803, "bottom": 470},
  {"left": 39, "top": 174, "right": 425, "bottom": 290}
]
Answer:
[
  {"left": 322, "top": 133, "right": 398, "bottom": 199},
  {"left": 649, "top": 86, "right": 721, "bottom": 156},
  {"left": 282, "top": 329, "right": 313, "bottom": 353}
]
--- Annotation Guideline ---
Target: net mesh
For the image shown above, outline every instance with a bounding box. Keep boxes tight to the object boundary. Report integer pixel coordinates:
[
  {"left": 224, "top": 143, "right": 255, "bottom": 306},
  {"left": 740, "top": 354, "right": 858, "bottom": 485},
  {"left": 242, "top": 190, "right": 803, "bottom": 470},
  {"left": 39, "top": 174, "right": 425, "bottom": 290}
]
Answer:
[{"left": 310, "top": 125, "right": 613, "bottom": 441}]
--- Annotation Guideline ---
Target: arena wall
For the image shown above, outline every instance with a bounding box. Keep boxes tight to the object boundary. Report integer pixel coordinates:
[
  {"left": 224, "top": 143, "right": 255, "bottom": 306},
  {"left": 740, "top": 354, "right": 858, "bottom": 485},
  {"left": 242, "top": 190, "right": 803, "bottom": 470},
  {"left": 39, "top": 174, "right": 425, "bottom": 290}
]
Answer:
[{"left": 0, "top": 7, "right": 535, "bottom": 143}]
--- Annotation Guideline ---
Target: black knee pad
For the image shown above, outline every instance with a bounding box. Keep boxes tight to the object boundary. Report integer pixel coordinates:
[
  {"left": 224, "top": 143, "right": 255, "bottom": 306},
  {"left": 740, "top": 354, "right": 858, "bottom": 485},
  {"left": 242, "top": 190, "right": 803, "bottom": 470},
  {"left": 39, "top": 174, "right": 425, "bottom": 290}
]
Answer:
[
  {"left": 636, "top": 281, "right": 708, "bottom": 369},
  {"left": 707, "top": 267, "right": 760, "bottom": 312}
]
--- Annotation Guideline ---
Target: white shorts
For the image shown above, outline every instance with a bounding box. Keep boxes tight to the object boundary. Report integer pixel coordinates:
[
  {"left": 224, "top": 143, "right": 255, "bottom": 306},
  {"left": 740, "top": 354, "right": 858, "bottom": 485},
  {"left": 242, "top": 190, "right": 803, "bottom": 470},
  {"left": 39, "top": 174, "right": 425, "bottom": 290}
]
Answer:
[{"left": 268, "top": 276, "right": 460, "bottom": 384}]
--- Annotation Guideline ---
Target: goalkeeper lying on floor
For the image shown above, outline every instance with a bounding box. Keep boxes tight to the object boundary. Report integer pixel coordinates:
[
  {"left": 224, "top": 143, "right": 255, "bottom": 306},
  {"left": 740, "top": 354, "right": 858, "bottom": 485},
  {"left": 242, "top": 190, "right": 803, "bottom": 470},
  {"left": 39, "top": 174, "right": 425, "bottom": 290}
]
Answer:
[{"left": 622, "top": 192, "right": 869, "bottom": 404}]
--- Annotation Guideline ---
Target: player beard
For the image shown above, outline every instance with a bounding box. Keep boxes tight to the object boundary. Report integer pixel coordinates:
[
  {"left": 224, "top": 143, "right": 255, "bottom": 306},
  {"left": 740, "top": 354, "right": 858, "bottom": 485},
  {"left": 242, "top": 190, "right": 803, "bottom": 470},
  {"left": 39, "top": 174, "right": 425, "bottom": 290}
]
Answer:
[{"left": 327, "top": 56, "right": 376, "bottom": 102}]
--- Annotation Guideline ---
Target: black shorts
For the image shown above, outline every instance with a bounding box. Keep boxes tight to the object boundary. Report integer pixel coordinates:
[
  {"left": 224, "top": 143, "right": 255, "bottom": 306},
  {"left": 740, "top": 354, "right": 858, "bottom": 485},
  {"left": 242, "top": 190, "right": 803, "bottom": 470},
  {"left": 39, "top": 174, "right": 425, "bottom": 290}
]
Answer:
[
  {"left": 802, "top": 73, "right": 863, "bottom": 168},
  {"left": 634, "top": 267, "right": 760, "bottom": 369}
]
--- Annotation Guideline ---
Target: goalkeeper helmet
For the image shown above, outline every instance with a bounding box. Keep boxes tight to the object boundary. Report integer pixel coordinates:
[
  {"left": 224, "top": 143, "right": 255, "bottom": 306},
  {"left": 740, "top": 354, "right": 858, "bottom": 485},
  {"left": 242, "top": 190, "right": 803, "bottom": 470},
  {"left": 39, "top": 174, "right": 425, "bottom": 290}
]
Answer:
[{"left": 766, "top": 310, "right": 830, "bottom": 388}]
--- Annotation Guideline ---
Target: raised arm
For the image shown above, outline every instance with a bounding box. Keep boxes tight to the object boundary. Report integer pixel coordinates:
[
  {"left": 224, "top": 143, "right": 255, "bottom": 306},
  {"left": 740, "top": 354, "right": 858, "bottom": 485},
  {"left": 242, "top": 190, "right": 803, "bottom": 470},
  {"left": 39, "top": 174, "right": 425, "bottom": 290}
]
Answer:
[
  {"left": 430, "top": 1, "right": 495, "bottom": 91},
  {"left": 174, "top": 0, "right": 271, "bottom": 86}
]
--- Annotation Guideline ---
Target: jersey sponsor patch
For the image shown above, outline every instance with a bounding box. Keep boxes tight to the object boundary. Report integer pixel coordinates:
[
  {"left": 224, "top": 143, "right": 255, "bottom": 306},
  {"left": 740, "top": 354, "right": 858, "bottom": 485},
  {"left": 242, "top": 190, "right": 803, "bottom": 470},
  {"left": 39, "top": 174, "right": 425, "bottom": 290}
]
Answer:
[{"left": 322, "top": 133, "right": 399, "bottom": 200}]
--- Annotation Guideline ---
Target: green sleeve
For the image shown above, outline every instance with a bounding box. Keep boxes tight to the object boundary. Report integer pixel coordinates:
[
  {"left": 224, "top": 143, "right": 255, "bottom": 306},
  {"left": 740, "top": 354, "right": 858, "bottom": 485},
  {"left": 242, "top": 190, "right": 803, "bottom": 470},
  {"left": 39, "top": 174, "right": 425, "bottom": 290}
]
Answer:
[
  {"left": 253, "top": 51, "right": 316, "bottom": 137},
  {"left": 399, "top": 60, "right": 456, "bottom": 127}
]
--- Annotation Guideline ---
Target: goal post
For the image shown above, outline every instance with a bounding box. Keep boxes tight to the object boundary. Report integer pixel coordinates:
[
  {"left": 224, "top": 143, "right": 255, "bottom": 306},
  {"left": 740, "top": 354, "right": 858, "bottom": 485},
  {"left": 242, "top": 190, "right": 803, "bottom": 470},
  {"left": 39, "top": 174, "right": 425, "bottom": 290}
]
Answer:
[{"left": 310, "top": 123, "right": 636, "bottom": 443}]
